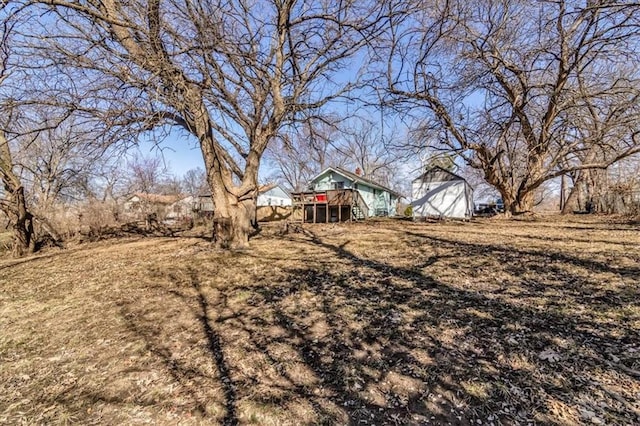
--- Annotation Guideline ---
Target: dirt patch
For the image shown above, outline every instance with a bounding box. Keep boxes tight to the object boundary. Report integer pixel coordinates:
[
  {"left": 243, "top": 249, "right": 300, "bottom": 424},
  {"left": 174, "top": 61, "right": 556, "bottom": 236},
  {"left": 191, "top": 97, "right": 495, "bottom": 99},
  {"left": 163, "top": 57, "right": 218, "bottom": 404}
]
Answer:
[{"left": 1, "top": 217, "right": 639, "bottom": 425}]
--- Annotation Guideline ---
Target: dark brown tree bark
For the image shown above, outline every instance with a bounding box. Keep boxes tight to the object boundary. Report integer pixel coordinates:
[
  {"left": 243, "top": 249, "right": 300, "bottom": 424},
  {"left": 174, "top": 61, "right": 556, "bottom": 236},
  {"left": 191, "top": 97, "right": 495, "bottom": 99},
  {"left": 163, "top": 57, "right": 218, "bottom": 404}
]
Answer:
[
  {"left": 1, "top": 131, "right": 36, "bottom": 257},
  {"left": 10, "top": 185, "right": 35, "bottom": 256}
]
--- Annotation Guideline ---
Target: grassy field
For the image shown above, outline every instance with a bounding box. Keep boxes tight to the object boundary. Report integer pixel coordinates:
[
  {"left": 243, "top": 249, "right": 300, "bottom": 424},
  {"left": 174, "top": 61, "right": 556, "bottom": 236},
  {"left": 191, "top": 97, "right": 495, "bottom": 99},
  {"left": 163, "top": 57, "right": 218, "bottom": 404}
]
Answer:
[{"left": 1, "top": 217, "right": 639, "bottom": 425}]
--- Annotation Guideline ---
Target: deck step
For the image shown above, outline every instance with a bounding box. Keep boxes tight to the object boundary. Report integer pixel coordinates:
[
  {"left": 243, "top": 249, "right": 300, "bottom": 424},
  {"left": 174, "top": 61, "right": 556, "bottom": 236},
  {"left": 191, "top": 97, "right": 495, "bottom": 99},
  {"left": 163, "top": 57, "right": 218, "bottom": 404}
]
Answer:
[{"left": 352, "top": 206, "right": 366, "bottom": 220}]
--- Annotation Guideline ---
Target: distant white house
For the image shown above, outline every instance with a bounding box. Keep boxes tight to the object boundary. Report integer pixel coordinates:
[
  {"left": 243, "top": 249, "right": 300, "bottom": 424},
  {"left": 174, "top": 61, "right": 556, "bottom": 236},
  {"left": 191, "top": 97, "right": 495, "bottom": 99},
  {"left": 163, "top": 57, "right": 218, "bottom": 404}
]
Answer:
[
  {"left": 257, "top": 184, "right": 292, "bottom": 207},
  {"left": 411, "top": 167, "right": 474, "bottom": 219}
]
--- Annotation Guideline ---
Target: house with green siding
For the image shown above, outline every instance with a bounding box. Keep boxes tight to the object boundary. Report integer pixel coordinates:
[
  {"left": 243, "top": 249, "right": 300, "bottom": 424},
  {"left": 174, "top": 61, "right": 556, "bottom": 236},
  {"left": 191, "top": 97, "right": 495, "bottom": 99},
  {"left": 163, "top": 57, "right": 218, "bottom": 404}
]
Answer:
[{"left": 291, "top": 167, "right": 402, "bottom": 223}]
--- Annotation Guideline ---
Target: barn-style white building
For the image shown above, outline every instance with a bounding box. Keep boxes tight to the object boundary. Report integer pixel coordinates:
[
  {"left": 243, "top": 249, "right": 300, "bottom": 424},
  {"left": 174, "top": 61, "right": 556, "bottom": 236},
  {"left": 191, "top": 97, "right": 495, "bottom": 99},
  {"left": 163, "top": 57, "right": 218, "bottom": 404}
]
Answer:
[{"left": 411, "top": 167, "right": 474, "bottom": 219}]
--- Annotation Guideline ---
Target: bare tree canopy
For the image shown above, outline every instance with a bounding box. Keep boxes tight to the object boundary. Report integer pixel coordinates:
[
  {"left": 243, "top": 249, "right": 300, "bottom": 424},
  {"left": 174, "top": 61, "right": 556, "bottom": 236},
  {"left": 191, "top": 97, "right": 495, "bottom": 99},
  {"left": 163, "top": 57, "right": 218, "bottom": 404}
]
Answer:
[
  {"left": 379, "top": 0, "right": 640, "bottom": 214},
  {"left": 181, "top": 167, "right": 208, "bottom": 197},
  {"left": 266, "top": 119, "right": 345, "bottom": 192},
  {"left": 124, "top": 154, "right": 172, "bottom": 195},
  {"left": 335, "top": 118, "right": 399, "bottom": 188},
  {"left": 12, "top": 0, "right": 387, "bottom": 247},
  {"left": 266, "top": 116, "right": 402, "bottom": 192}
]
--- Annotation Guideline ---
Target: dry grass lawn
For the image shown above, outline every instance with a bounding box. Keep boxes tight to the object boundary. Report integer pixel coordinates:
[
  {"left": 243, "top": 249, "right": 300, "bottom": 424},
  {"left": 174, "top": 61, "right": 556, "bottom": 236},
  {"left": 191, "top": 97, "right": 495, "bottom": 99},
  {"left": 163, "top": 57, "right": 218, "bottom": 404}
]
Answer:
[
  {"left": 1, "top": 216, "right": 639, "bottom": 425},
  {"left": 0, "top": 231, "right": 11, "bottom": 252}
]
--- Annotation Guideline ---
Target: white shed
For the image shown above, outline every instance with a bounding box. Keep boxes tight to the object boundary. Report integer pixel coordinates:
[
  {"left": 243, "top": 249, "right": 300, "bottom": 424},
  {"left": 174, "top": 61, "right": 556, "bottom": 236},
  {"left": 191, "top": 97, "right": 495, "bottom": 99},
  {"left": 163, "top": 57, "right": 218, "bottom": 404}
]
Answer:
[
  {"left": 257, "top": 184, "right": 292, "bottom": 207},
  {"left": 411, "top": 167, "right": 473, "bottom": 219}
]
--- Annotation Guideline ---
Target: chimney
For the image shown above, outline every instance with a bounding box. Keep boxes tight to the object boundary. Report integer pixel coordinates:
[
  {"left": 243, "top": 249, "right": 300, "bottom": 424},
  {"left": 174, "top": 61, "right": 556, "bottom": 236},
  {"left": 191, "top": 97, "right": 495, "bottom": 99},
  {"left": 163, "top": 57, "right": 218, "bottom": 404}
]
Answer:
[{"left": 355, "top": 167, "right": 362, "bottom": 176}]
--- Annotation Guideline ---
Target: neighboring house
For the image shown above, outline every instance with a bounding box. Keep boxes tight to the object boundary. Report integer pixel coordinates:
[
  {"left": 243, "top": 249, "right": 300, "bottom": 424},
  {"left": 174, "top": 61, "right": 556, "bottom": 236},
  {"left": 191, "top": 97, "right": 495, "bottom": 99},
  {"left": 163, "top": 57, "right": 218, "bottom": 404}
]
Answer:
[
  {"left": 257, "top": 184, "right": 292, "bottom": 207},
  {"left": 292, "top": 166, "right": 402, "bottom": 223},
  {"left": 165, "top": 195, "right": 215, "bottom": 221},
  {"left": 193, "top": 195, "right": 215, "bottom": 217},
  {"left": 123, "top": 193, "right": 182, "bottom": 218},
  {"left": 165, "top": 196, "right": 194, "bottom": 221},
  {"left": 411, "top": 166, "right": 474, "bottom": 219}
]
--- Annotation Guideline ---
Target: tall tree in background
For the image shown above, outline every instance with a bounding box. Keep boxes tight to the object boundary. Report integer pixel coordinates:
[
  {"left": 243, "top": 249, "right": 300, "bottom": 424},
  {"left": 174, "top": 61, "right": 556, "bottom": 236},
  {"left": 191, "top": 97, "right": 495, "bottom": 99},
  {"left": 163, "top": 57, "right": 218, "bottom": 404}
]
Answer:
[
  {"left": 336, "top": 118, "right": 397, "bottom": 187},
  {"left": 265, "top": 120, "right": 345, "bottom": 191},
  {"left": 559, "top": 69, "right": 640, "bottom": 213},
  {"left": 14, "top": 117, "right": 106, "bottom": 212},
  {"left": 1, "top": 106, "right": 108, "bottom": 255},
  {"left": 380, "top": 0, "right": 640, "bottom": 215},
  {"left": 19, "top": 0, "right": 386, "bottom": 247},
  {"left": 125, "top": 154, "right": 169, "bottom": 196},
  {"left": 266, "top": 117, "right": 402, "bottom": 191},
  {"left": 182, "top": 167, "right": 208, "bottom": 197}
]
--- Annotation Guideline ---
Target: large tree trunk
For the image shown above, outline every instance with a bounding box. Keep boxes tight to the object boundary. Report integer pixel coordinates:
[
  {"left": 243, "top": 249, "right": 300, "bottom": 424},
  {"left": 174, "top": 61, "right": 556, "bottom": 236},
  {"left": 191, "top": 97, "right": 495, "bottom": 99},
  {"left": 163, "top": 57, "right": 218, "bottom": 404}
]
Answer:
[
  {"left": 200, "top": 132, "right": 260, "bottom": 250},
  {"left": 512, "top": 191, "right": 535, "bottom": 214},
  {"left": 564, "top": 168, "right": 606, "bottom": 214},
  {"left": 11, "top": 186, "right": 36, "bottom": 257},
  {"left": 562, "top": 169, "right": 593, "bottom": 214},
  {"left": 212, "top": 194, "right": 255, "bottom": 249},
  {"left": 0, "top": 184, "right": 37, "bottom": 257},
  {"left": 562, "top": 178, "right": 580, "bottom": 214},
  {"left": 1, "top": 132, "right": 37, "bottom": 257},
  {"left": 584, "top": 168, "right": 607, "bottom": 213},
  {"left": 501, "top": 189, "right": 535, "bottom": 216}
]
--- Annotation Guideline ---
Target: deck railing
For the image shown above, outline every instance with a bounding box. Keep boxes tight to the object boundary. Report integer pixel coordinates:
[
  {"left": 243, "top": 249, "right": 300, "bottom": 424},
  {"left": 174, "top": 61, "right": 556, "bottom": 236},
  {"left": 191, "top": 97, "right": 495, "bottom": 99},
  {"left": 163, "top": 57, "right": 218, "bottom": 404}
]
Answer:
[{"left": 292, "top": 189, "right": 354, "bottom": 205}]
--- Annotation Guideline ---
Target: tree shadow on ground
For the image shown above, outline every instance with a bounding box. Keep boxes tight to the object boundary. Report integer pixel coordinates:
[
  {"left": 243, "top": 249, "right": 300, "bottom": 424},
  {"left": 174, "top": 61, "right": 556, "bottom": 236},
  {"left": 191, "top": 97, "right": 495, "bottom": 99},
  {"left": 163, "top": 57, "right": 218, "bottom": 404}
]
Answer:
[
  {"left": 402, "top": 230, "right": 640, "bottom": 283},
  {"left": 251, "top": 231, "right": 639, "bottom": 424},
  {"left": 116, "top": 269, "right": 239, "bottom": 425},
  {"left": 123, "top": 227, "right": 639, "bottom": 425},
  {"left": 421, "top": 224, "right": 640, "bottom": 249}
]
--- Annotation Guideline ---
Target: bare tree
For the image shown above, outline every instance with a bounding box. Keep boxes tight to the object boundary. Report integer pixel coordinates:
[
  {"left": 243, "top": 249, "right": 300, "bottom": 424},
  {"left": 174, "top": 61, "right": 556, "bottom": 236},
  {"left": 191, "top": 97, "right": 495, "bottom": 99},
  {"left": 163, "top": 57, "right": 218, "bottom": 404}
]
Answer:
[
  {"left": 1, "top": 104, "right": 116, "bottom": 252},
  {"left": 19, "top": 0, "right": 386, "bottom": 247},
  {"left": 563, "top": 154, "right": 640, "bottom": 214},
  {"left": 12, "top": 116, "right": 107, "bottom": 211},
  {"left": 266, "top": 116, "right": 404, "bottom": 191},
  {"left": 76, "top": 156, "right": 129, "bottom": 203},
  {"left": 182, "top": 167, "right": 208, "bottom": 197},
  {"left": 125, "top": 154, "right": 169, "bottom": 195},
  {"left": 558, "top": 69, "right": 640, "bottom": 213},
  {"left": 156, "top": 174, "right": 184, "bottom": 196},
  {"left": 1, "top": 4, "right": 128, "bottom": 255},
  {"left": 335, "top": 118, "right": 397, "bottom": 187},
  {"left": 380, "top": 0, "right": 640, "bottom": 215},
  {"left": 265, "top": 119, "right": 345, "bottom": 191}
]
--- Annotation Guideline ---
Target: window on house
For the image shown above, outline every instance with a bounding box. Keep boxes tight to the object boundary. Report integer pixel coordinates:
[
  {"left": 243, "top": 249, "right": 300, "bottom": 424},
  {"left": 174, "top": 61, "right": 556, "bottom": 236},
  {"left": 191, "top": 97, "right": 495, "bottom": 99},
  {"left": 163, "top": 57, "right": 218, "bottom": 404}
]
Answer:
[{"left": 333, "top": 182, "right": 344, "bottom": 189}]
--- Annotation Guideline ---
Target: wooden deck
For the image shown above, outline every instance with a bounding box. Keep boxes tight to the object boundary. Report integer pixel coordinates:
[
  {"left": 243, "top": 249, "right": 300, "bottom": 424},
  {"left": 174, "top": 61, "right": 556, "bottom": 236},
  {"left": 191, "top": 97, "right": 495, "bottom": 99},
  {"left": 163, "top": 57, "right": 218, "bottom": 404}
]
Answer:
[{"left": 291, "top": 189, "right": 369, "bottom": 223}]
